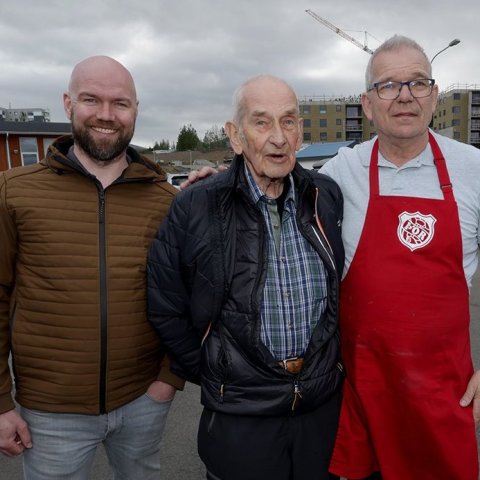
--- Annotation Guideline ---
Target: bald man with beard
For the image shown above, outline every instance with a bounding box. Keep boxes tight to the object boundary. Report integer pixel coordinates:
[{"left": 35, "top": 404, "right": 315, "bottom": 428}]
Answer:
[{"left": 0, "top": 56, "right": 183, "bottom": 479}]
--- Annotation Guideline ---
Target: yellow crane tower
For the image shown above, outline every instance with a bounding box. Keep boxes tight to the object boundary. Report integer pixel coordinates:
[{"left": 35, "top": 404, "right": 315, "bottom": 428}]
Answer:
[{"left": 305, "top": 9, "right": 374, "bottom": 55}]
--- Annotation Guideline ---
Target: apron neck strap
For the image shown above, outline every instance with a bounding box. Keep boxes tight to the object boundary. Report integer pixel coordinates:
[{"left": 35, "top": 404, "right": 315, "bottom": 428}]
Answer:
[{"left": 369, "top": 133, "right": 454, "bottom": 200}]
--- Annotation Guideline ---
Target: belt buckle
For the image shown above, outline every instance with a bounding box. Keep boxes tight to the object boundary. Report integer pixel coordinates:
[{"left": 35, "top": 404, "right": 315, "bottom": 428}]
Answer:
[
  {"left": 281, "top": 356, "right": 299, "bottom": 370},
  {"left": 280, "top": 356, "right": 304, "bottom": 374}
]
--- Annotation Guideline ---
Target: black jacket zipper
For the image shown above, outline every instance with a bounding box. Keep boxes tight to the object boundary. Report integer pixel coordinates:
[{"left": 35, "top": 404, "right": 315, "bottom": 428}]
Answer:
[{"left": 97, "top": 187, "right": 108, "bottom": 414}]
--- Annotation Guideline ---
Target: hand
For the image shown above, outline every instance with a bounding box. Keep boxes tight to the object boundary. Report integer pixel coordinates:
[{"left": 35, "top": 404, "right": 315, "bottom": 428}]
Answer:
[
  {"left": 146, "top": 380, "right": 176, "bottom": 402},
  {"left": 0, "top": 409, "right": 32, "bottom": 457},
  {"left": 460, "top": 369, "right": 480, "bottom": 428},
  {"left": 179, "top": 165, "right": 226, "bottom": 190}
]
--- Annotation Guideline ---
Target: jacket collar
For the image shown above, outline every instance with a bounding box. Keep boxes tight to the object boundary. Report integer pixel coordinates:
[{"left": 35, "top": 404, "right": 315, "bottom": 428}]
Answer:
[{"left": 41, "top": 135, "right": 166, "bottom": 182}]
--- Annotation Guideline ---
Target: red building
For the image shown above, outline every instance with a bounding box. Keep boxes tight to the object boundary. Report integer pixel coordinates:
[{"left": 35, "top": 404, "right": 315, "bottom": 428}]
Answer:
[{"left": 0, "top": 121, "right": 71, "bottom": 171}]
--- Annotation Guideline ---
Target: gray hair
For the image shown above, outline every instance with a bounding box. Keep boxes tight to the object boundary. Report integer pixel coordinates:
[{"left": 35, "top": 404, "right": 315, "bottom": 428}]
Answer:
[
  {"left": 231, "top": 75, "right": 299, "bottom": 125},
  {"left": 365, "top": 35, "right": 431, "bottom": 90}
]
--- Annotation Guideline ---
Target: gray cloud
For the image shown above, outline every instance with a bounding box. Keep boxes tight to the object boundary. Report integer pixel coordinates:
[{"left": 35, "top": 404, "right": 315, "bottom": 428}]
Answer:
[{"left": 1, "top": 0, "right": 477, "bottom": 147}]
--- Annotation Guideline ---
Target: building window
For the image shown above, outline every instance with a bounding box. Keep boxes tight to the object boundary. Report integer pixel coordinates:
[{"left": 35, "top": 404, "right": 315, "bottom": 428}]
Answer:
[
  {"left": 43, "top": 138, "right": 54, "bottom": 156},
  {"left": 336, "top": 118, "right": 342, "bottom": 126},
  {"left": 336, "top": 132, "right": 342, "bottom": 139},
  {"left": 453, "top": 93, "right": 461, "bottom": 101},
  {"left": 452, "top": 119, "right": 460, "bottom": 126},
  {"left": 20, "top": 137, "right": 38, "bottom": 166},
  {"left": 319, "top": 105, "right": 327, "bottom": 114},
  {"left": 303, "top": 119, "right": 311, "bottom": 128},
  {"left": 346, "top": 106, "right": 360, "bottom": 117},
  {"left": 452, "top": 106, "right": 461, "bottom": 114},
  {"left": 320, "top": 132, "right": 327, "bottom": 141},
  {"left": 336, "top": 105, "right": 342, "bottom": 112},
  {"left": 320, "top": 119, "right": 327, "bottom": 127},
  {"left": 301, "top": 105, "right": 310, "bottom": 114},
  {"left": 303, "top": 132, "right": 311, "bottom": 142}
]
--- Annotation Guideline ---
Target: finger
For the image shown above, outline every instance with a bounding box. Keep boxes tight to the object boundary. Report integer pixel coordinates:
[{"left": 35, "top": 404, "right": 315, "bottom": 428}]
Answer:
[
  {"left": 0, "top": 442, "right": 25, "bottom": 458},
  {"left": 460, "top": 383, "right": 476, "bottom": 407},
  {"left": 17, "top": 427, "right": 32, "bottom": 449}
]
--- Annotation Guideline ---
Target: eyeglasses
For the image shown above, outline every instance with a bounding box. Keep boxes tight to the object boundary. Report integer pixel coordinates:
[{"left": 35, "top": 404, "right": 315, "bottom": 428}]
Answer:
[{"left": 367, "top": 79, "right": 435, "bottom": 100}]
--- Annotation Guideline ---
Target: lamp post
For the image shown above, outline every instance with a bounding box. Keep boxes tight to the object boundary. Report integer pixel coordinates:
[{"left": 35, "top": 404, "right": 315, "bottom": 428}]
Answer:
[{"left": 430, "top": 38, "right": 461, "bottom": 63}]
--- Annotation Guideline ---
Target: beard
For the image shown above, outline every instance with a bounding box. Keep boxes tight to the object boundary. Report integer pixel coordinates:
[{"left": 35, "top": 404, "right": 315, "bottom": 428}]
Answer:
[{"left": 71, "top": 111, "right": 135, "bottom": 162}]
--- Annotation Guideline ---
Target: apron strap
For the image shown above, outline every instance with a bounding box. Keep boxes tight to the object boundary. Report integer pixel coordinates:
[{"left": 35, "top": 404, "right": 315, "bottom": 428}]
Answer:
[
  {"left": 428, "top": 132, "right": 454, "bottom": 200},
  {"left": 369, "top": 134, "right": 454, "bottom": 200}
]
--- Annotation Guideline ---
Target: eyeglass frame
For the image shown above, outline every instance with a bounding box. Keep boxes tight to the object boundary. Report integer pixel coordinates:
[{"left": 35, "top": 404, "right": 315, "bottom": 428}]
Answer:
[{"left": 367, "top": 78, "right": 436, "bottom": 100}]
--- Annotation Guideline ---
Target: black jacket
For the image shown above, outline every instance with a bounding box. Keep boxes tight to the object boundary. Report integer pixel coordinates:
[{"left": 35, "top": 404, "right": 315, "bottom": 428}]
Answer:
[{"left": 147, "top": 155, "right": 344, "bottom": 415}]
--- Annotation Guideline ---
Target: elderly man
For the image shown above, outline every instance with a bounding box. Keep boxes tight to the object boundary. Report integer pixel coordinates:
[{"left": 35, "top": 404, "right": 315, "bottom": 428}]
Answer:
[
  {"left": 147, "top": 75, "right": 344, "bottom": 480},
  {"left": 322, "top": 35, "right": 480, "bottom": 480},
  {"left": 0, "top": 56, "right": 181, "bottom": 479}
]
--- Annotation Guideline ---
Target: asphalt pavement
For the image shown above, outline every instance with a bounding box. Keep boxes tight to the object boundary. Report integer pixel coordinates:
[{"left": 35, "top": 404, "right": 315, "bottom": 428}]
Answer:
[
  {"left": 2, "top": 268, "right": 480, "bottom": 479},
  {"left": 0, "top": 382, "right": 205, "bottom": 479}
]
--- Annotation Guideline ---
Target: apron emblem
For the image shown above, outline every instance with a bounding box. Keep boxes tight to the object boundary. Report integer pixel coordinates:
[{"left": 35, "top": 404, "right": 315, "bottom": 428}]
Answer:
[{"left": 397, "top": 212, "right": 437, "bottom": 251}]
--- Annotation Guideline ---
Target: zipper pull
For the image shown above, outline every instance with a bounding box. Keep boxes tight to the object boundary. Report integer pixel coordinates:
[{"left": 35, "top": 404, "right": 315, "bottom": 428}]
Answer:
[
  {"left": 292, "top": 383, "right": 303, "bottom": 411},
  {"left": 219, "top": 384, "right": 224, "bottom": 401}
]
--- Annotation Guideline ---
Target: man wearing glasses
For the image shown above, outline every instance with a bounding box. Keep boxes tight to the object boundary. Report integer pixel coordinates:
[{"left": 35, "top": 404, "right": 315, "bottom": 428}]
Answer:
[{"left": 322, "top": 35, "right": 480, "bottom": 479}]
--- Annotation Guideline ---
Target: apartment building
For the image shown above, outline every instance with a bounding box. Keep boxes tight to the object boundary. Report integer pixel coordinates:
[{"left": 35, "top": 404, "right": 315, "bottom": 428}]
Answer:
[
  {"left": 299, "top": 95, "right": 375, "bottom": 144},
  {"left": 432, "top": 84, "right": 480, "bottom": 149},
  {"left": 300, "top": 85, "right": 480, "bottom": 149},
  {"left": 0, "top": 106, "right": 50, "bottom": 122}
]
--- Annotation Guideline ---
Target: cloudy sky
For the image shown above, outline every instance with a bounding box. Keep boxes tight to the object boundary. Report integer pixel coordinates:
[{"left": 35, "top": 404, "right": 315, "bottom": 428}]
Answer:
[{"left": 1, "top": 0, "right": 478, "bottom": 147}]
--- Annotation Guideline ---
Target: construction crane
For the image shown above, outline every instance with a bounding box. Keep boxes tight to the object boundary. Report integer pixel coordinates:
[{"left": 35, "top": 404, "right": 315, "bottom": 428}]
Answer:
[{"left": 305, "top": 9, "right": 374, "bottom": 54}]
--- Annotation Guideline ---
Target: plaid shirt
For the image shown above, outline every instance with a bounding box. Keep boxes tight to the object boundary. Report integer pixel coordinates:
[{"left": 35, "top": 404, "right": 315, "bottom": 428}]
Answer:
[{"left": 245, "top": 165, "right": 328, "bottom": 360}]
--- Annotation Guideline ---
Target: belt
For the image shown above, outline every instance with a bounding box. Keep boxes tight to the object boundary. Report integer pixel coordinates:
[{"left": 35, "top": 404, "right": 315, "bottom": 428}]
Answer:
[{"left": 278, "top": 356, "right": 304, "bottom": 374}]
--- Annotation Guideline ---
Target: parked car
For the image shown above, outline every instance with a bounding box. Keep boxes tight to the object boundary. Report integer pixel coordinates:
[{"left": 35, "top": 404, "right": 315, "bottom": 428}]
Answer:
[{"left": 167, "top": 173, "right": 189, "bottom": 189}]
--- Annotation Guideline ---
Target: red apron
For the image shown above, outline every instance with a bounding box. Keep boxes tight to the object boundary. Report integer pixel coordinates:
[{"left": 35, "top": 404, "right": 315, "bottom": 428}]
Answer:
[{"left": 329, "top": 134, "right": 478, "bottom": 480}]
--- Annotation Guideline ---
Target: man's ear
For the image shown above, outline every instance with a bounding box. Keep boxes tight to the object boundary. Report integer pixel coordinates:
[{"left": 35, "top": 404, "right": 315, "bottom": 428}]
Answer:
[
  {"left": 296, "top": 118, "right": 304, "bottom": 150},
  {"left": 361, "top": 92, "right": 373, "bottom": 121},
  {"left": 63, "top": 92, "right": 72, "bottom": 120},
  {"left": 225, "top": 121, "right": 244, "bottom": 155}
]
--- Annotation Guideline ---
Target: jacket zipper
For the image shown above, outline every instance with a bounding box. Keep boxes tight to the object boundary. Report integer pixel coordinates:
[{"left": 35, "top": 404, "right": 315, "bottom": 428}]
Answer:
[
  {"left": 291, "top": 187, "right": 340, "bottom": 411},
  {"left": 310, "top": 188, "right": 337, "bottom": 272},
  {"left": 292, "top": 380, "right": 303, "bottom": 411},
  {"left": 97, "top": 188, "right": 108, "bottom": 414}
]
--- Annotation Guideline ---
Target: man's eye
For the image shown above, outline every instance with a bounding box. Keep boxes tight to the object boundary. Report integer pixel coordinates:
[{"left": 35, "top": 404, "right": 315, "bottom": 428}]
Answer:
[
  {"left": 379, "top": 82, "right": 396, "bottom": 91},
  {"left": 412, "top": 80, "right": 428, "bottom": 88}
]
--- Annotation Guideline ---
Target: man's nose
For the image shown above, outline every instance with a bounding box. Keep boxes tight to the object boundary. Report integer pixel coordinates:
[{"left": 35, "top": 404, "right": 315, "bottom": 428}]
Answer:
[
  {"left": 269, "top": 123, "right": 287, "bottom": 146},
  {"left": 397, "top": 83, "right": 414, "bottom": 101},
  {"left": 96, "top": 102, "right": 115, "bottom": 120}
]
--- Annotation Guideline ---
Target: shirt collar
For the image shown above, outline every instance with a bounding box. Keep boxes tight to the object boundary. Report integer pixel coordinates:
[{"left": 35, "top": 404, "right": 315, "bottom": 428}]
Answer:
[
  {"left": 244, "top": 163, "right": 296, "bottom": 205},
  {"left": 363, "top": 137, "right": 435, "bottom": 170}
]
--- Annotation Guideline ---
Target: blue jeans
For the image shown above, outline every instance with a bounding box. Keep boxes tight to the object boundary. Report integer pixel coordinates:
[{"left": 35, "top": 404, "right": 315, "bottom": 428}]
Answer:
[{"left": 20, "top": 393, "right": 172, "bottom": 480}]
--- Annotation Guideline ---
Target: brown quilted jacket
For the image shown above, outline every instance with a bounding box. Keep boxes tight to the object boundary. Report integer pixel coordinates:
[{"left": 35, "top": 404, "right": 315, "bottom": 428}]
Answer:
[{"left": 0, "top": 135, "right": 183, "bottom": 415}]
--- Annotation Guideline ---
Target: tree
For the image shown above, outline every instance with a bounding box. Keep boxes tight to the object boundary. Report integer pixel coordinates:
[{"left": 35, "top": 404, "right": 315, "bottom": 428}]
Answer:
[
  {"left": 154, "top": 139, "right": 170, "bottom": 150},
  {"left": 203, "top": 125, "right": 228, "bottom": 151},
  {"left": 145, "top": 140, "right": 170, "bottom": 152},
  {"left": 176, "top": 124, "right": 201, "bottom": 151}
]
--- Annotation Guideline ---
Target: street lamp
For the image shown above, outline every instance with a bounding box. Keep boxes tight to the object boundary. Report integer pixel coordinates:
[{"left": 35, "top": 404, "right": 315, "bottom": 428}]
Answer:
[{"left": 430, "top": 38, "right": 461, "bottom": 63}]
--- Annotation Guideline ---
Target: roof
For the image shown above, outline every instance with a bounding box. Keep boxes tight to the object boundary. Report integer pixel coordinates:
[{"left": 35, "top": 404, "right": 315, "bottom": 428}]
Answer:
[
  {"left": 0, "top": 120, "right": 71, "bottom": 135},
  {"left": 296, "top": 140, "right": 357, "bottom": 159}
]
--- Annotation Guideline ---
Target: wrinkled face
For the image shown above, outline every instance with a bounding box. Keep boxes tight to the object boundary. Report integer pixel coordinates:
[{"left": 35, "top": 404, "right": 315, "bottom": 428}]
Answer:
[
  {"left": 64, "top": 59, "right": 138, "bottom": 162},
  {"left": 362, "top": 46, "right": 438, "bottom": 143},
  {"left": 227, "top": 78, "right": 303, "bottom": 193}
]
